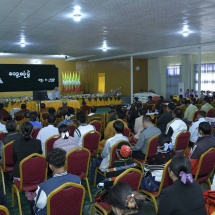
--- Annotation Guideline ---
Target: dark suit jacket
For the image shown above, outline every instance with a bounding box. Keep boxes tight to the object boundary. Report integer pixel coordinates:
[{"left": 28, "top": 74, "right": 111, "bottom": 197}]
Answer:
[
  {"left": 12, "top": 137, "right": 42, "bottom": 177},
  {"left": 156, "top": 111, "right": 173, "bottom": 133}
]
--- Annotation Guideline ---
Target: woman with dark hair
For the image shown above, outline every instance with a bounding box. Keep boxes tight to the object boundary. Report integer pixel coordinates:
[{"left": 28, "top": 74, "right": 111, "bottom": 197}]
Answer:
[
  {"left": 53, "top": 124, "right": 79, "bottom": 153},
  {"left": 12, "top": 121, "right": 42, "bottom": 179},
  {"left": 108, "top": 182, "right": 145, "bottom": 215},
  {"left": 158, "top": 155, "right": 206, "bottom": 215}
]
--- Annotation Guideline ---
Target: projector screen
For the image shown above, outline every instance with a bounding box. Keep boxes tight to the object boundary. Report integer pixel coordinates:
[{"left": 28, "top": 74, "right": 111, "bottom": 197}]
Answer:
[{"left": 0, "top": 64, "right": 58, "bottom": 92}]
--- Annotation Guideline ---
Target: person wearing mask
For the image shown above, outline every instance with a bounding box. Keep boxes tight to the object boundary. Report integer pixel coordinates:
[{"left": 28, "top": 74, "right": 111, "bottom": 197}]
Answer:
[
  {"left": 12, "top": 122, "right": 42, "bottom": 179},
  {"left": 165, "top": 108, "right": 187, "bottom": 145},
  {"left": 158, "top": 155, "right": 206, "bottom": 215}
]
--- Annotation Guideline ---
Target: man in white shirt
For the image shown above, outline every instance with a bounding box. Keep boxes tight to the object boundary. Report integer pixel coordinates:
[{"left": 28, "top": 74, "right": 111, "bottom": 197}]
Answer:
[
  {"left": 74, "top": 112, "right": 95, "bottom": 146},
  {"left": 36, "top": 115, "right": 58, "bottom": 155},
  {"left": 189, "top": 111, "right": 206, "bottom": 147},
  {"left": 99, "top": 120, "right": 128, "bottom": 172},
  {"left": 0, "top": 114, "right": 7, "bottom": 133}
]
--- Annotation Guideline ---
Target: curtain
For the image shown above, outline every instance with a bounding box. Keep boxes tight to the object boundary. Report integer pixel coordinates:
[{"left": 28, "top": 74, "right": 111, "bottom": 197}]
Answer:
[
  {"left": 194, "top": 63, "right": 215, "bottom": 91},
  {"left": 166, "top": 66, "right": 182, "bottom": 99}
]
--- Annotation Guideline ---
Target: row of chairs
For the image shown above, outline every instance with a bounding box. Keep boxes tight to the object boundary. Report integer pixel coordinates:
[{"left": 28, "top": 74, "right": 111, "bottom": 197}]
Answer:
[
  {"left": 92, "top": 147, "right": 215, "bottom": 215},
  {"left": 0, "top": 146, "right": 92, "bottom": 215}
]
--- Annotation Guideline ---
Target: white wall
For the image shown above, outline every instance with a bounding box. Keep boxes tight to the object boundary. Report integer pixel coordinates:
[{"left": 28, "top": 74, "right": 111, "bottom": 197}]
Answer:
[{"left": 148, "top": 52, "right": 215, "bottom": 98}]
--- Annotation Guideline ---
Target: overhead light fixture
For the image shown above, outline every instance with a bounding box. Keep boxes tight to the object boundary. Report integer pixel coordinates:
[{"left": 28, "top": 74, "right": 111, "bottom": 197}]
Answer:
[
  {"left": 182, "top": 25, "right": 189, "bottom": 37},
  {"left": 102, "top": 42, "right": 107, "bottom": 52},
  {"left": 73, "top": 5, "right": 81, "bottom": 22},
  {"left": 20, "top": 37, "right": 26, "bottom": 47}
]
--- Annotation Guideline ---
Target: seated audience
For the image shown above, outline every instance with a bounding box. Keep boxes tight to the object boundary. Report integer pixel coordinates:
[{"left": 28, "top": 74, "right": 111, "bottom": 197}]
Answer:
[
  {"left": 141, "top": 134, "right": 175, "bottom": 191},
  {"left": 12, "top": 122, "right": 42, "bottom": 179},
  {"left": 104, "top": 141, "right": 138, "bottom": 187},
  {"left": 74, "top": 112, "right": 95, "bottom": 146},
  {"left": 15, "top": 103, "right": 29, "bottom": 116},
  {"left": 109, "top": 105, "right": 122, "bottom": 122},
  {"left": 0, "top": 103, "right": 9, "bottom": 120},
  {"left": 129, "top": 108, "right": 146, "bottom": 143},
  {"left": 200, "top": 97, "right": 213, "bottom": 113},
  {"left": 100, "top": 121, "right": 128, "bottom": 172},
  {"left": 165, "top": 108, "right": 187, "bottom": 145},
  {"left": 0, "top": 120, "right": 22, "bottom": 162},
  {"left": 53, "top": 124, "right": 78, "bottom": 153},
  {"left": 130, "top": 97, "right": 139, "bottom": 111},
  {"left": 146, "top": 96, "right": 153, "bottom": 104},
  {"left": 39, "top": 103, "right": 49, "bottom": 113},
  {"left": 68, "top": 107, "right": 75, "bottom": 117},
  {"left": 29, "top": 112, "right": 42, "bottom": 128},
  {"left": 158, "top": 155, "right": 206, "bottom": 215},
  {"left": 88, "top": 106, "right": 97, "bottom": 116},
  {"left": 0, "top": 113, "right": 7, "bottom": 133},
  {"left": 108, "top": 104, "right": 116, "bottom": 114},
  {"left": 33, "top": 148, "right": 80, "bottom": 215},
  {"left": 189, "top": 111, "right": 206, "bottom": 147},
  {"left": 183, "top": 100, "right": 198, "bottom": 122},
  {"left": 48, "top": 107, "right": 56, "bottom": 115},
  {"left": 108, "top": 182, "right": 145, "bottom": 215},
  {"left": 131, "top": 116, "right": 161, "bottom": 159},
  {"left": 57, "top": 112, "right": 74, "bottom": 128},
  {"left": 36, "top": 115, "right": 58, "bottom": 155},
  {"left": 128, "top": 101, "right": 142, "bottom": 132},
  {"left": 80, "top": 101, "right": 90, "bottom": 115},
  {"left": 189, "top": 122, "right": 215, "bottom": 175},
  {"left": 57, "top": 101, "right": 69, "bottom": 116},
  {"left": 156, "top": 102, "right": 175, "bottom": 134}
]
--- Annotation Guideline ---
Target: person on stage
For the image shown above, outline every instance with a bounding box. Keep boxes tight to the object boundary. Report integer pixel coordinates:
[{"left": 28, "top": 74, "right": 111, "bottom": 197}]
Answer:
[{"left": 52, "top": 87, "right": 60, "bottom": 100}]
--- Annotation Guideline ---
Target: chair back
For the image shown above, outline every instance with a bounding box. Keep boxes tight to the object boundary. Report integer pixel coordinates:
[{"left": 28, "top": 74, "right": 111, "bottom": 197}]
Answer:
[
  {"left": 88, "top": 114, "right": 105, "bottom": 131},
  {"left": 45, "top": 135, "right": 60, "bottom": 156},
  {"left": 156, "top": 160, "right": 172, "bottom": 196},
  {"left": 0, "top": 132, "right": 6, "bottom": 140},
  {"left": 19, "top": 153, "right": 47, "bottom": 190},
  {"left": 207, "top": 109, "right": 215, "bottom": 117},
  {"left": 192, "top": 110, "right": 199, "bottom": 122},
  {"left": 105, "top": 112, "right": 115, "bottom": 126},
  {"left": 174, "top": 131, "right": 190, "bottom": 151},
  {"left": 122, "top": 127, "right": 130, "bottom": 138},
  {"left": 66, "top": 147, "right": 90, "bottom": 178},
  {"left": 55, "top": 117, "right": 63, "bottom": 127},
  {"left": 47, "top": 182, "right": 85, "bottom": 215},
  {"left": 114, "top": 168, "right": 142, "bottom": 191},
  {"left": 3, "top": 141, "right": 14, "bottom": 170},
  {"left": 109, "top": 141, "right": 128, "bottom": 166},
  {"left": 194, "top": 148, "right": 215, "bottom": 183},
  {"left": 82, "top": 131, "right": 100, "bottom": 156},
  {"left": 67, "top": 124, "right": 77, "bottom": 137},
  {"left": 32, "top": 127, "right": 41, "bottom": 139},
  {"left": 0, "top": 205, "right": 9, "bottom": 215},
  {"left": 90, "top": 120, "right": 102, "bottom": 133}
]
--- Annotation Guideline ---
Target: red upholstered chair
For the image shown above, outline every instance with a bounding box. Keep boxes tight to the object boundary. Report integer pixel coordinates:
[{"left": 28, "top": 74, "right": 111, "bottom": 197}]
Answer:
[
  {"left": 174, "top": 130, "right": 190, "bottom": 153},
  {"left": 207, "top": 109, "right": 215, "bottom": 117},
  {"left": 0, "top": 206, "right": 9, "bottom": 215},
  {"left": 134, "top": 134, "right": 159, "bottom": 164},
  {"left": 66, "top": 147, "right": 92, "bottom": 202},
  {"left": 0, "top": 132, "right": 6, "bottom": 141},
  {"left": 92, "top": 168, "right": 143, "bottom": 215},
  {"left": 140, "top": 159, "right": 172, "bottom": 214},
  {"left": 122, "top": 127, "right": 131, "bottom": 138},
  {"left": 90, "top": 120, "right": 102, "bottom": 133},
  {"left": 82, "top": 130, "right": 101, "bottom": 157},
  {"left": 0, "top": 141, "right": 15, "bottom": 194},
  {"left": 93, "top": 140, "right": 128, "bottom": 186},
  {"left": 45, "top": 135, "right": 60, "bottom": 156},
  {"left": 47, "top": 182, "right": 85, "bottom": 215},
  {"left": 32, "top": 126, "right": 41, "bottom": 139},
  {"left": 194, "top": 148, "right": 215, "bottom": 188},
  {"left": 192, "top": 110, "right": 199, "bottom": 122},
  {"left": 67, "top": 124, "right": 77, "bottom": 137},
  {"left": 11, "top": 153, "right": 47, "bottom": 215}
]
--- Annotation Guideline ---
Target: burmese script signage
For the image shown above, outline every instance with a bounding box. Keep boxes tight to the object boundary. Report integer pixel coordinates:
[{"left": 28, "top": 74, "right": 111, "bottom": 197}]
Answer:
[{"left": 0, "top": 64, "right": 58, "bottom": 92}]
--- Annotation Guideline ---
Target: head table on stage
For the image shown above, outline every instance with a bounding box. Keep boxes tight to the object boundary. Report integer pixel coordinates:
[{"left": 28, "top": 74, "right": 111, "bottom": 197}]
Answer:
[{"left": 4, "top": 98, "right": 122, "bottom": 112}]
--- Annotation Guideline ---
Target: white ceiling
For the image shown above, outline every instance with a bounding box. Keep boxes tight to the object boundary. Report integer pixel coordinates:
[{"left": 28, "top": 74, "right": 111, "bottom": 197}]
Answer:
[{"left": 1, "top": 0, "right": 215, "bottom": 60}]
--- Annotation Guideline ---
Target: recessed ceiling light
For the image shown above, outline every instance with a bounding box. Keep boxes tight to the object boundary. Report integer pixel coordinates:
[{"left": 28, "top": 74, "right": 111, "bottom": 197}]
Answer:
[
  {"left": 182, "top": 25, "right": 189, "bottom": 37},
  {"left": 73, "top": 5, "right": 81, "bottom": 22}
]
